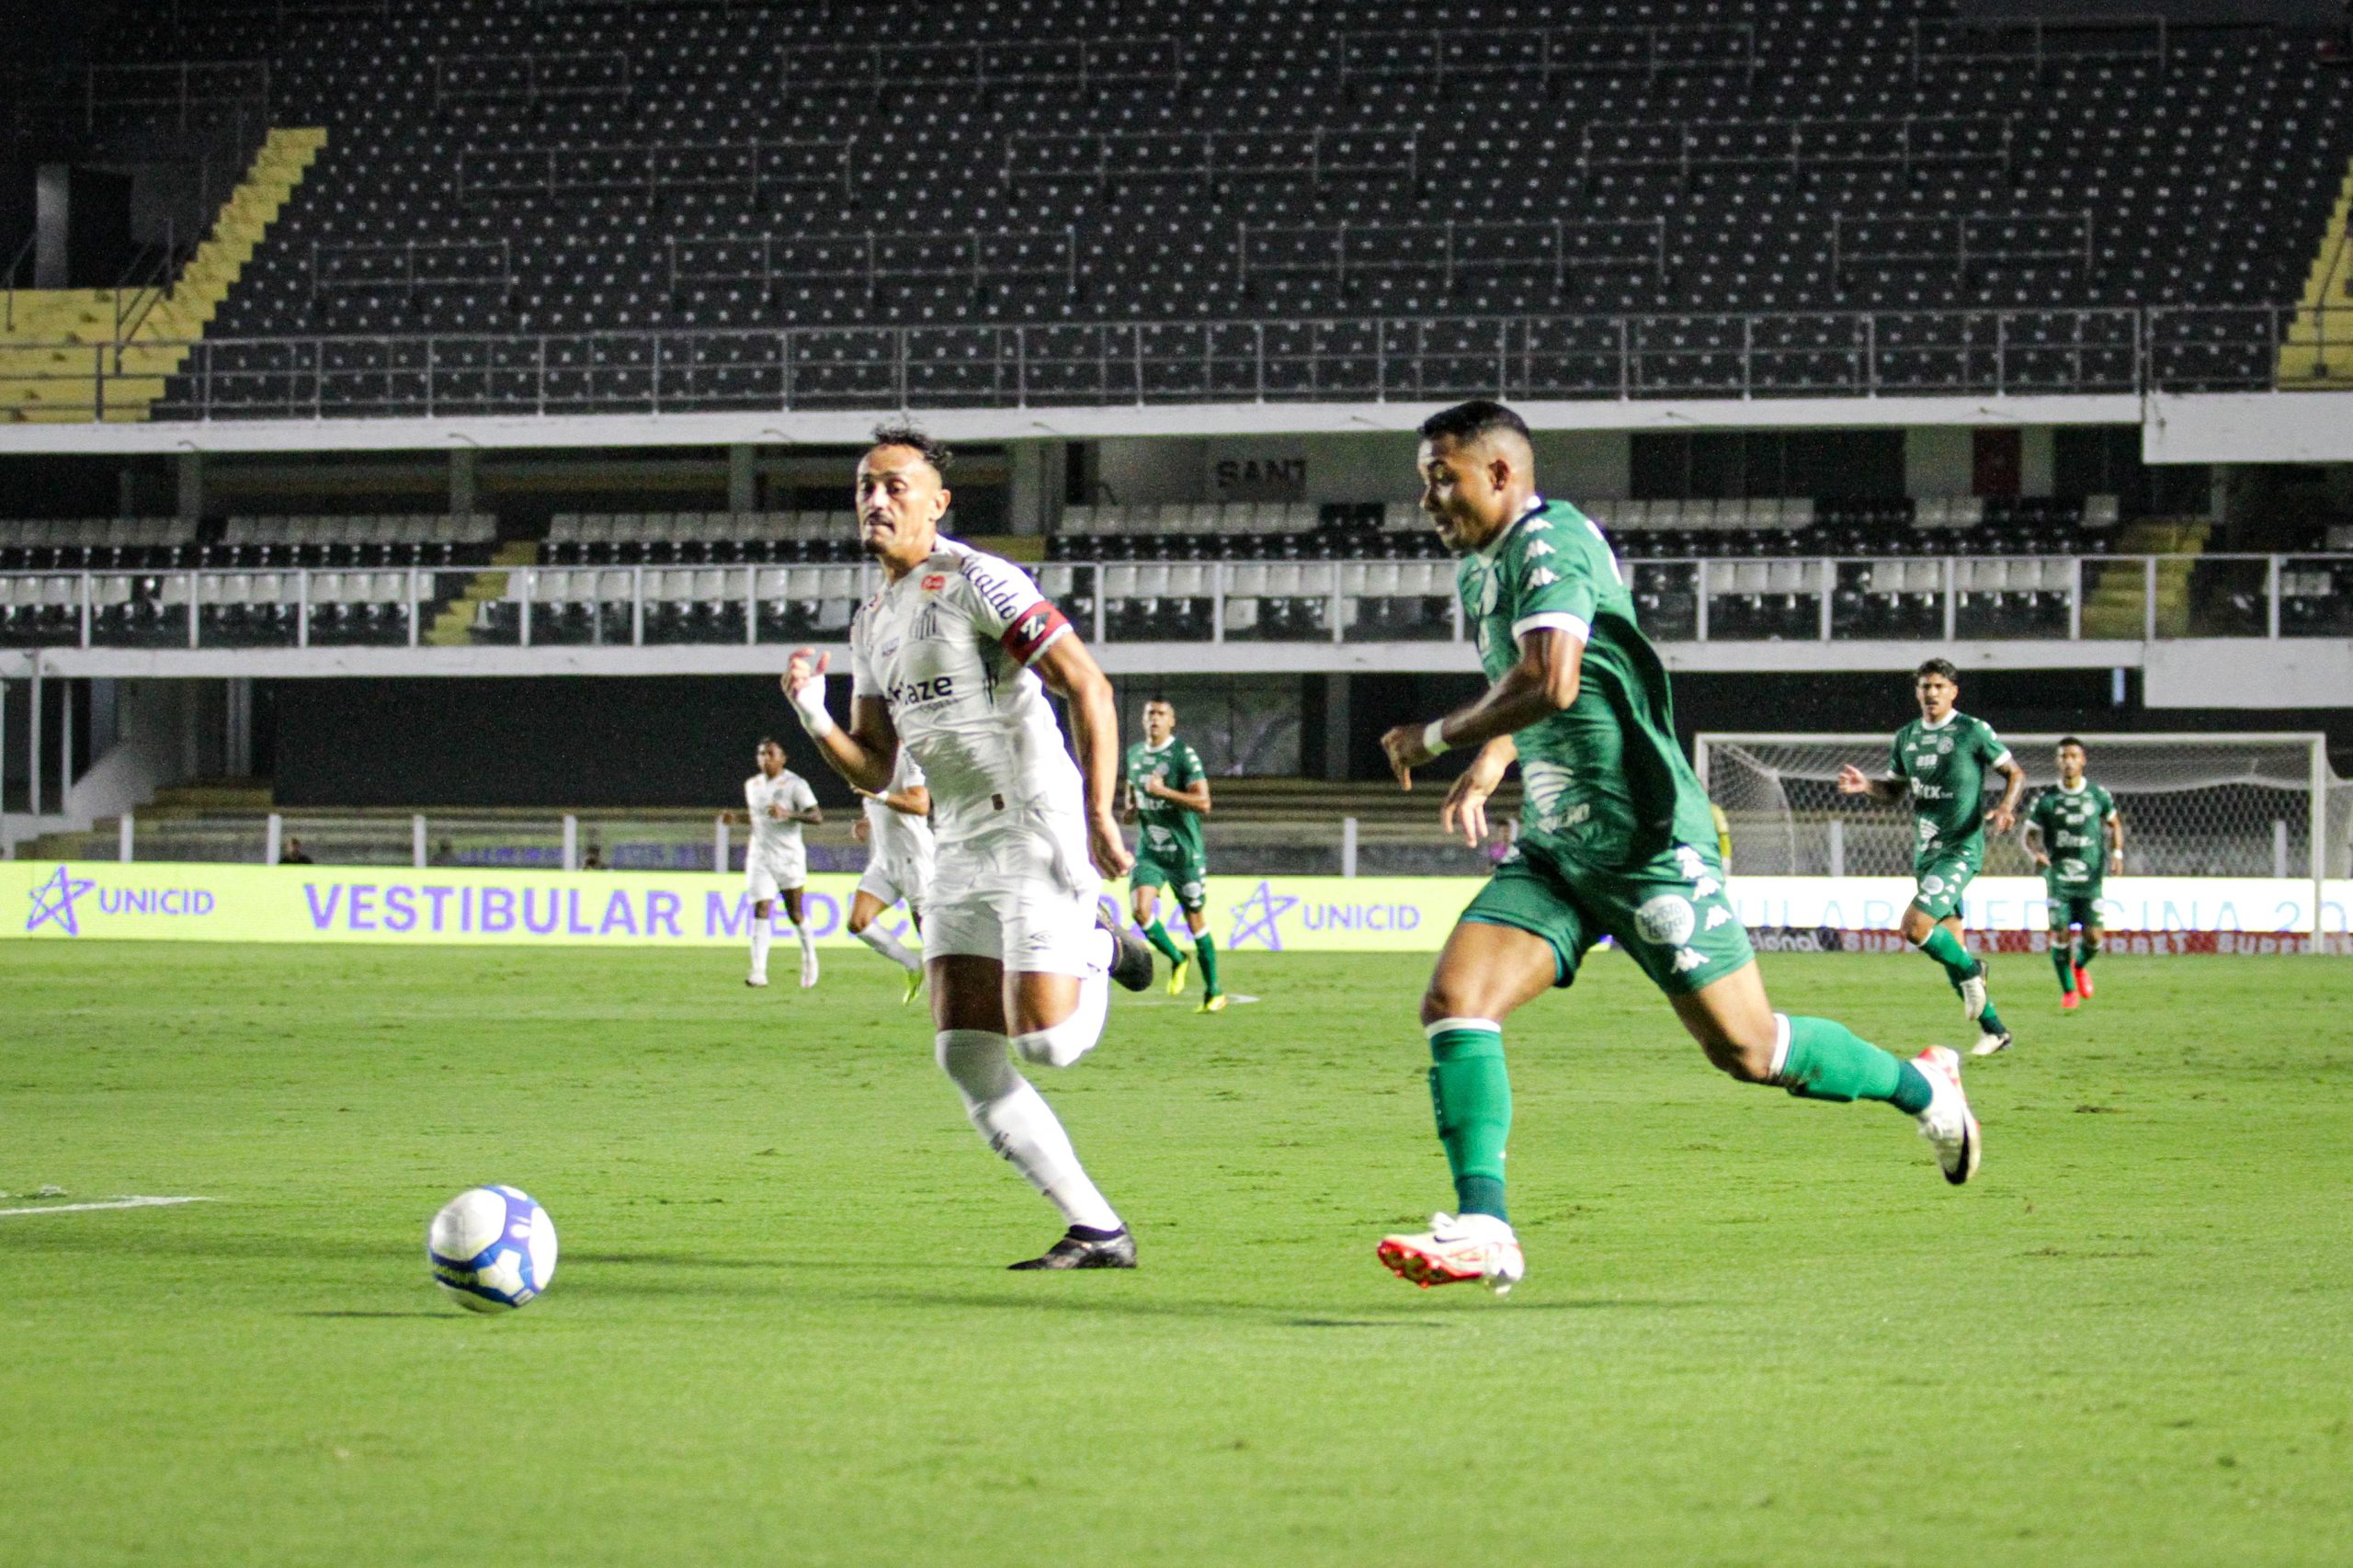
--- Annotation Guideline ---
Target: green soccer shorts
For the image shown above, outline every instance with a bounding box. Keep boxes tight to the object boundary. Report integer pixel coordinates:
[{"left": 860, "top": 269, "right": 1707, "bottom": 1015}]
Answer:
[
  {"left": 1459, "top": 834, "right": 1754, "bottom": 997},
  {"left": 1131, "top": 847, "right": 1208, "bottom": 914},
  {"left": 1909, "top": 843, "right": 1983, "bottom": 922},
  {"left": 2046, "top": 890, "right": 2103, "bottom": 931}
]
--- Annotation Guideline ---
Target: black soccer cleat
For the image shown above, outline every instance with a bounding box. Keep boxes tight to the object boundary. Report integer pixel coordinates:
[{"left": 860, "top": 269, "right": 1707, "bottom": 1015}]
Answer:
[
  {"left": 1008, "top": 1226, "right": 1137, "bottom": 1271},
  {"left": 1097, "top": 897, "right": 1156, "bottom": 993}
]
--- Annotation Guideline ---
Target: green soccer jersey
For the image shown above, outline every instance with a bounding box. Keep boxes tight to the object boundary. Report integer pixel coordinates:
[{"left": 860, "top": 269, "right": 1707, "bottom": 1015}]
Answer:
[
  {"left": 1126, "top": 735, "right": 1208, "bottom": 866},
  {"left": 1458, "top": 498, "right": 1716, "bottom": 869},
  {"left": 2029, "top": 780, "right": 2117, "bottom": 893},
  {"left": 1889, "top": 712, "right": 2012, "bottom": 868}
]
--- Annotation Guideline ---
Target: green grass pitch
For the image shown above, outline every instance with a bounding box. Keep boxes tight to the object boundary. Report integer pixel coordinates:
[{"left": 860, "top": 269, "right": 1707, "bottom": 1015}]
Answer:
[{"left": 3, "top": 940, "right": 2348, "bottom": 1566}]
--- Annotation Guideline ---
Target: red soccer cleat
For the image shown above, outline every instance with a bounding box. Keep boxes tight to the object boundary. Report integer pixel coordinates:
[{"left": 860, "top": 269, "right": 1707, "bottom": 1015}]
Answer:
[
  {"left": 2074, "top": 965, "right": 2095, "bottom": 999},
  {"left": 2061, "top": 992, "right": 2080, "bottom": 1012}
]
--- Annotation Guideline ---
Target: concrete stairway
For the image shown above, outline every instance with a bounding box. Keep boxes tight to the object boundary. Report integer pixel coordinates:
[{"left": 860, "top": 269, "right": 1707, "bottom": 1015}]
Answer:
[
  {"left": 426, "top": 542, "right": 540, "bottom": 646},
  {"left": 1, "top": 128, "right": 325, "bottom": 424},
  {"left": 2279, "top": 157, "right": 2353, "bottom": 388},
  {"left": 2079, "top": 517, "right": 2211, "bottom": 639}
]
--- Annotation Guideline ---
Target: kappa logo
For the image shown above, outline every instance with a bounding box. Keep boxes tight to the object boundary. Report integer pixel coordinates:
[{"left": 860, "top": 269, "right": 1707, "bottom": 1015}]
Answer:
[
  {"left": 1703, "top": 905, "right": 1731, "bottom": 931},
  {"left": 1690, "top": 875, "right": 1721, "bottom": 900},
  {"left": 1526, "top": 567, "right": 1560, "bottom": 586},
  {"left": 1521, "top": 538, "right": 1556, "bottom": 559},
  {"left": 26, "top": 865, "right": 96, "bottom": 936},
  {"left": 1671, "top": 947, "right": 1708, "bottom": 973}
]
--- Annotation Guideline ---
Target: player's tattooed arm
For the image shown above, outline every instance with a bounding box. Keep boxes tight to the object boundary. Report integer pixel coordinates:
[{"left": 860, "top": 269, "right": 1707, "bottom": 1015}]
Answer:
[
  {"left": 1381, "top": 627, "right": 1580, "bottom": 789},
  {"left": 1031, "top": 633, "right": 1133, "bottom": 880},
  {"left": 1985, "top": 752, "right": 2027, "bottom": 835},
  {"left": 1836, "top": 765, "right": 1908, "bottom": 804}
]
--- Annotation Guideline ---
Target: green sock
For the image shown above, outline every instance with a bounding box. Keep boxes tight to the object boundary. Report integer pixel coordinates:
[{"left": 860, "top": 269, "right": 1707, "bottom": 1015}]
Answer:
[
  {"left": 1191, "top": 929, "right": 1222, "bottom": 995},
  {"left": 1778, "top": 1015, "right": 1934, "bottom": 1115},
  {"left": 2076, "top": 934, "right": 2099, "bottom": 968},
  {"left": 2052, "top": 943, "right": 2077, "bottom": 994},
  {"left": 1141, "top": 917, "right": 1186, "bottom": 965},
  {"left": 1427, "top": 1024, "right": 1511, "bottom": 1221},
  {"left": 1979, "top": 999, "right": 2008, "bottom": 1035},
  {"left": 1917, "top": 926, "right": 1977, "bottom": 985}
]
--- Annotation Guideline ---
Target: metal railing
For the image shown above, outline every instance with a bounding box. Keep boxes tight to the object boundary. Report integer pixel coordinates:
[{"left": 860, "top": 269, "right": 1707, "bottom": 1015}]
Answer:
[
  {"left": 1337, "top": 23, "right": 1758, "bottom": 86},
  {"left": 311, "top": 239, "right": 515, "bottom": 303},
  {"left": 455, "top": 137, "right": 858, "bottom": 205},
  {"left": 665, "top": 227, "right": 1079, "bottom": 302},
  {"left": 6, "top": 305, "right": 2342, "bottom": 423},
  {"left": 1000, "top": 129, "right": 1418, "bottom": 193},
  {"left": 779, "top": 36, "right": 1185, "bottom": 91},
  {"left": 2, "top": 554, "right": 2347, "bottom": 654},
  {"left": 1829, "top": 211, "right": 2095, "bottom": 285},
  {"left": 1580, "top": 116, "right": 2015, "bottom": 183},
  {"left": 432, "top": 51, "right": 631, "bottom": 108},
  {"left": 1237, "top": 219, "right": 1670, "bottom": 292}
]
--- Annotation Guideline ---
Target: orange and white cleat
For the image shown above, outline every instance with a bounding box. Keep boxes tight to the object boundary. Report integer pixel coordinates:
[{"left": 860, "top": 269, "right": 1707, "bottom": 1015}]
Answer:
[
  {"left": 2061, "top": 992, "right": 2081, "bottom": 1012},
  {"left": 1912, "top": 1046, "right": 1982, "bottom": 1185},
  {"left": 1376, "top": 1212, "right": 1525, "bottom": 1297},
  {"left": 2074, "top": 965, "right": 2095, "bottom": 999}
]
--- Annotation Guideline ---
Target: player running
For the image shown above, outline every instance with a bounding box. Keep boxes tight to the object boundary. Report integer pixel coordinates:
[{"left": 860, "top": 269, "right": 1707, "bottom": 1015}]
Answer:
[
  {"left": 1836, "top": 660, "right": 2027, "bottom": 1056},
  {"left": 1372, "top": 401, "right": 1982, "bottom": 1298},
  {"left": 848, "top": 751, "right": 935, "bottom": 1004},
  {"left": 2022, "top": 736, "right": 2123, "bottom": 1011},
  {"left": 1123, "top": 698, "right": 1224, "bottom": 1012},
  {"left": 783, "top": 425, "right": 1155, "bottom": 1271},
  {"left": 720, "top": 738, "right": 823, "bottom": 989}
]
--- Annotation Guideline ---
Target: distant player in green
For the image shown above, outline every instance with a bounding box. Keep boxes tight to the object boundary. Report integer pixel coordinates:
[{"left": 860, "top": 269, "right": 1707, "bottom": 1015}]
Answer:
[
  {"left": 1371, "top": 401, "right": 1983, "bottom": 1298},
  {"left": 1123, "top": 699, "right": 1224, "bottom": 1013},
  {"left": 1838, "top": 660, "right": 2027, "bottom": 1057},
  {"left": 2023, "top": 736, "right": 2123, "bottom": 1012}
]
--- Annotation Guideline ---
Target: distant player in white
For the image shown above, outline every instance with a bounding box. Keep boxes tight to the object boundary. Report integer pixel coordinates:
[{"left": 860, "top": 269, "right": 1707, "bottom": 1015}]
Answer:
[
  {"left": 719, "top": 738, "right": 824, "bottom": 989},
  {"left": 848, "top": 750, "right": 934, "bottom": 1003},
  {"left": 783, "top": 425, "right": 1154, "bottom": 1270}
]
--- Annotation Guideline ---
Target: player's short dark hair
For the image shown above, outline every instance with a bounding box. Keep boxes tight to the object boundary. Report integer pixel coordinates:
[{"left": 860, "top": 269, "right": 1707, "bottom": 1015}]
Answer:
[
  {"left": 1144, "top": 695, "right": 1174, "bottom": 709},
  {"left": 1914, "top": 657, "right": 1959, "bottom": 682},
  {"left": 868, "top": 421, "right": 952, "bottom": 477},
  {"left": 758, "top": 735, "right": 782, "bottom": 750},
  {"left": 1417, "top": 399, "right": 1531, "bottom": 450},
  {"left": 2057, "top": 734, "right": 2086, "bottom": 751}
]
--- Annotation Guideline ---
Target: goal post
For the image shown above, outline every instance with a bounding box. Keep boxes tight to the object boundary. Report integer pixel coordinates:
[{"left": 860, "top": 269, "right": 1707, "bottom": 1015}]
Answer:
[{"left": 1693, "top": 732, "right": 2349, "bottom": 949}]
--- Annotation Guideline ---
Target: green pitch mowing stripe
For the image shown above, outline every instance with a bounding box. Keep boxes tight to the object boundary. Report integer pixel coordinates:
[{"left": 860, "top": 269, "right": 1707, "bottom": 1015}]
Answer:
[{"left": 0, "top": 942, "right": 2347, "bottom": 1566}]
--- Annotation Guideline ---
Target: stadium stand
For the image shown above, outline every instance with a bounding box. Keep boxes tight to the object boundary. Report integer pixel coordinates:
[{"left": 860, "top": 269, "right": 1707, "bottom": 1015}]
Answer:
[{"left": 6, "top": 0, "right": 2347, "bottom": 417}]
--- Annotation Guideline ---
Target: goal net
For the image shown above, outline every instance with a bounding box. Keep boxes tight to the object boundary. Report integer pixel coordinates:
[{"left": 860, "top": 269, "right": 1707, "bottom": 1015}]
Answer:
[{"left": 1696, "top": 732, "right": 2351, "bottom": 883}]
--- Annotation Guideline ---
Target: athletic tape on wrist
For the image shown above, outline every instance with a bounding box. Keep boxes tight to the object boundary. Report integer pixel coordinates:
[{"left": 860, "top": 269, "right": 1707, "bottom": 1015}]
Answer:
[{"left": 1421, "top": 719, "right": 1451, "bottom": 756}]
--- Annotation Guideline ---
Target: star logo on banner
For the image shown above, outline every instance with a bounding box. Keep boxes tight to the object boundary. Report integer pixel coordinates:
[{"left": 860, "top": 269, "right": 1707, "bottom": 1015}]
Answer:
[
  {"left": 1225, "top": 880, "right": 1297, "bottom": 952},
  {"left": 26, "top": 866, "right": 96, "bottom": 937}
]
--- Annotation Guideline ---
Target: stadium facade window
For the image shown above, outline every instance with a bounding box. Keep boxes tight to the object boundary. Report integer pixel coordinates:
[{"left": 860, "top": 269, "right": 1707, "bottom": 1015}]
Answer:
[{"left": 1631, "top": 431, "right": 1902, "bottom": 501}]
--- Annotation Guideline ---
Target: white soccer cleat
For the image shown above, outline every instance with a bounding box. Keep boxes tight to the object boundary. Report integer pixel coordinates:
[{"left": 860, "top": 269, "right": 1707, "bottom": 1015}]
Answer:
[
  {"left": 800, "top": 949, "right": 820, "bottom": 989},
  {"left": 1912, "top": 1046, "right": 1982, "bottom": 1186},
  {"left": 1971, "top": 1029, "right": 2013, "bottom": 1057},
  {"left": 1376, "top": 1211, "right": 1525, "bottom": 1297},
  {"left": 1958, "top": 959, "right": 1989, "bottom": 1021},
  {"left": 745, "top": 972, "right": 768, "bottom": 988}
]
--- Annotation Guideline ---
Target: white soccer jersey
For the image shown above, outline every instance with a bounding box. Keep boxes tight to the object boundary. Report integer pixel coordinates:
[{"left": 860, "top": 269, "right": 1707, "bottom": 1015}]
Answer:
[
  {"left": 849, "top": 539, "right": 1082, "bottom": 843},
  {"left": 744, "top": 769, "right": 817, "bottom": 858},
  {"left": 864, "top": 753, "right": 937, "bottom": 879}
]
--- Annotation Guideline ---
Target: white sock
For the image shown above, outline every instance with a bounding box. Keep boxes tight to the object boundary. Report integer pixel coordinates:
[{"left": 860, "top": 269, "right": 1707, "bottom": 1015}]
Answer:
[
  {"left": 749, "top": 923, "right": 772, "bottom": 977},
  {"left": 1011, "top": 971, "right": 1109, "bottom": 1068},
  {"left": 855, "top": 924, "right": 920, "bottom": 972},
  {"left": 936, "top": 1029, "right": 1120, "bottom": 1232},
  {"left": 794, "top": 921, "right": 817, "bottom": 960}
]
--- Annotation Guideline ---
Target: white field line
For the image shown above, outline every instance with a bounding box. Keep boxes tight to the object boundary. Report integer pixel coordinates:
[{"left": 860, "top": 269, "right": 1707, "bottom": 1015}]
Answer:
[{"left": 0, "top": 1196, "right": 215, "bottom": 1218}]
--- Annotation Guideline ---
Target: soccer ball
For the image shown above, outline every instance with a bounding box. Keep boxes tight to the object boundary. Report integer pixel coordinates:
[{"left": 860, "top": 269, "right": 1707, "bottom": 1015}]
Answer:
[{"left": 427, "top": 1185, "right": 558, "bottom": 1312}]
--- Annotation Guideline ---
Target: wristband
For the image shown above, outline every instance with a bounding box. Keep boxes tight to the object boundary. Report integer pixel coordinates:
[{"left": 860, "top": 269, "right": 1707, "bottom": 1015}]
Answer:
[
  {"left": 1421, "top": 718, "right": 1451, "bottom": 756},
  {"left": 789, "top": 671, "right": 837, "bottom": 738}
]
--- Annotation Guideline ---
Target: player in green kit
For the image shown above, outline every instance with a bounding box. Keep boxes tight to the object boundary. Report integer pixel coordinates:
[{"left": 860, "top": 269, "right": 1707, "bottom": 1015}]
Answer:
[
  {"left": 1838, "top": 660, "right": 2027, "bottom": 1056},
  {"left": 1123, "top": 699, "right": 1224, "bottom": 1012},
  {"left": 2023, "top": 736, "right": 2123, "bottom": 1011},
  {"left": 1371, "top": 402, "right": 1983, "bottom": 1297}
]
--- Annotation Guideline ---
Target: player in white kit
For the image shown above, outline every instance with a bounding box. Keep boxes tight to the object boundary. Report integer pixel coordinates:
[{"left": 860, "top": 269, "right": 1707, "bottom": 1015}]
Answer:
[
  {"left": 720, "top": 739, "right": 824, "bottom": 989},
  {"left": 848, "top": 750, "right": 934, "bottom": 1003},
  {"left": 783, "top": 425, "right": 1155, "bottom": 1270}
]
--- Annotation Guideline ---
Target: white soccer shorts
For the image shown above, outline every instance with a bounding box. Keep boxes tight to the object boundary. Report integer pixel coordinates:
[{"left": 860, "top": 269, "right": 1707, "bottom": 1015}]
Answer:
[
  {"left": 923, "top": 813, "right": 1102, "bottom": 977},
  {"left": 745, "top": 846, "right": 807, "bottom": 904},
  {"left": 856, "top": 855, "right": 929, "bottom": 917}
]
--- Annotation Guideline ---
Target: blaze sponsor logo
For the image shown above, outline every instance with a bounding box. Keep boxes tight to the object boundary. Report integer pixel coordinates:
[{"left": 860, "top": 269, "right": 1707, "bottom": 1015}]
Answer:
[{"left": 886, "top": 674, "right": 957, "bottom": 707}]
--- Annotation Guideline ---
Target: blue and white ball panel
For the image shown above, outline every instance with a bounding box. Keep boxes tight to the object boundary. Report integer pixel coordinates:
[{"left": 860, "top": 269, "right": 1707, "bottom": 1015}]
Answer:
[{"left": 427, "top": 1185, "right": 558, "bottom": 1312}]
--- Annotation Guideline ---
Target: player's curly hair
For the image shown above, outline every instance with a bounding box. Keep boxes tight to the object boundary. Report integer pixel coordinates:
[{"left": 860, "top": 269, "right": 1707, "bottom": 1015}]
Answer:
[{"left": 869, "top": 421, "right": 952, "bottom": 477}]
